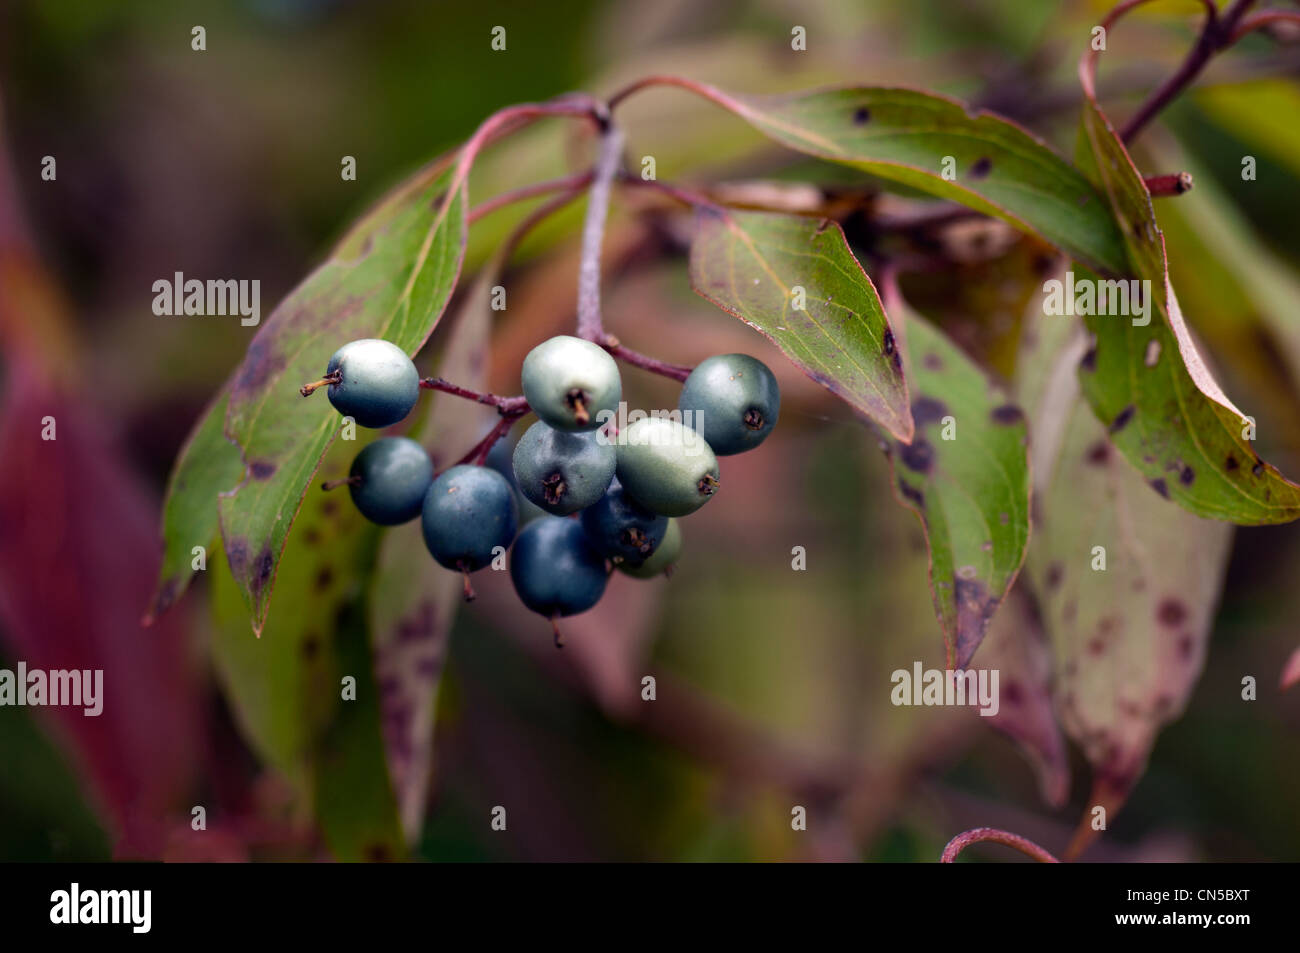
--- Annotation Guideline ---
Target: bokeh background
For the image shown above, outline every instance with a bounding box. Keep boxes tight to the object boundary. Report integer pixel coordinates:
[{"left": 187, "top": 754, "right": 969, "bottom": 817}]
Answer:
[{"left": 1, "top": 0, "right": 1298, "bottom": 861}]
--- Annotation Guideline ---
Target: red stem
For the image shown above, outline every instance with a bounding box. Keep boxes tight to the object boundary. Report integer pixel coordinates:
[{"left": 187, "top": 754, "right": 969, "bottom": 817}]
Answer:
[
  {"left": 600, "top": 334, "right": 693, "bottom": 382},
  {"left": 467, "top": 169, "right": 595, "bottom": 224},
  {"left": 619, "top": 172, "right": 723, "bottom": 212},
  {"left": 940, "top": 827, "right": 1062, "bottom": 864},
  {"left": 420, "top": 377, "right": 528, "bottom": 413},
  {"left": 1229, "top": 9, "right": 1300, "bottom": 43},
  {"left": 1144, "top": 171, "right": 1194, "bottom": 196}
]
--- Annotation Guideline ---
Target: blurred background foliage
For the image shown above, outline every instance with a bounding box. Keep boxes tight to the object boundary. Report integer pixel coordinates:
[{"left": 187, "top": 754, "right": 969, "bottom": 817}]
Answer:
[{"left": 0, "top": 0, "right": 1297, "bottom": 861}]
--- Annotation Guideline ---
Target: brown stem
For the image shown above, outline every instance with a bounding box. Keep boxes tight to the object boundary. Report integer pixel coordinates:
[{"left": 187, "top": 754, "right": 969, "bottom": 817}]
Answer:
[
  {"left": 1144, "top": 171, "right": 1194, "bottom": 196},
  {"left": 600, "top": 334, "right": 693, "bottom": 382},
  {"left": 420, "top": 377, "right": 528, "bottom": 413},
  {"left": 458, "top": 565, "right": 477, "bottom": 603},
  {"left": 550, "top": 615, "right": 565, "bottom": 648},
  {"left": 940, "top": 827, "right": 1062, "bottom": 864},
  {"left": 1117, "top": 0, "right": 1259, "bottom": 144},
  {"left": 321, "top": 475, "right": 362, "bottom": 491},
  {"left": 299, "top": 369, "right": 342, "bottom": 397}
]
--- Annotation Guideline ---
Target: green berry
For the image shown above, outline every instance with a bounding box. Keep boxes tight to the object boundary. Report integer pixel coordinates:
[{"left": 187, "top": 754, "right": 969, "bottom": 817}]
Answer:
[
  {"left": 512, "top": 420, "right": 615, "bottom": 516},
  {"left": 322, "top": 338, "right": 420, "bottom": 428},
  {"left": 615, "top": 417, "right": 719, "bottom": 517},
  {"left": 619, "top": 518, "right": 682, "bottom": 579},
  {"left": 520, "top": 335, "right": 621, "bottom": 432},
  {"left": 347, "top": 437, "right": 433, "bottom": 525},
  {"left": 677, "top": 353, "right": 780, "bottom": 455}
]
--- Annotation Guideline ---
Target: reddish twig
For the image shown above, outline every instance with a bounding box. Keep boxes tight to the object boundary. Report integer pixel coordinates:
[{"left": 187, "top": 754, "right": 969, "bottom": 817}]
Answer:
[
  {"left": 1144, "top": 171, "right": 1194, "bottom": 196},
  {"left": 1229, "top": 9, "right": 1300, "bottom": 44},
  {"left": 600, "top": 334, "right": 693, "bottom": 382},
  {"left": 420, "top": 377, "right": 528, "bottom": 414},
  {"left": 452, "top": 412, "right": 526, "bottom": 469},
  {"left": 940, "top": 827, "right": 1062, "bottom": 863},
  {"left": 1113, "top": 0, "right": 1259, "bottom": 144},
  {"left": 467, "top": 169, "right": 595, "bottom": 224},
  {"left": 618, "top": 171, "right": 724, "bottom": 212},
  {"left": 575, "top": 121, "right": 626, "bottom": 341}
]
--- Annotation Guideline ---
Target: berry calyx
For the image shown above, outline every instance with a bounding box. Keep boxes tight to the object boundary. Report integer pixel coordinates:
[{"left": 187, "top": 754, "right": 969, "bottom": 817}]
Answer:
[
  {"left": 520, "top": 335, "right": 621, "bottom": 432},
  {"left": 614, "top": 417, "right": 720, "bottom": 517},
  {"left": 421, "top": 465, "right": 518, "bottom": 581},
  {"left": 512, "top": 420, "right": 616, "bottom": 516},
  {"left": 509, "top": 516, "right": 609, "bottom": 634},
  {"left": 677, "top": 353, "right": 780, "bottom": 455},
  {"left": 308, "top": 338, "right": 420, "bottom": 429},
  {"left": 580, "top": 478, "right": 669, "bottom": 563},
  {"left": 619, "top": 517, "right": 682, "bottom": 579},
  {"left": 346, "top": 436, "right": 434, "bottom": 525}
]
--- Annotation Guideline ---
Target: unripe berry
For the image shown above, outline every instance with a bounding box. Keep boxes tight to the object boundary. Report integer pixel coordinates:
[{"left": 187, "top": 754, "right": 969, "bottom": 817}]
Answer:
[
  {"left": 421, "top": 465, "right": 518, "bottom": 573},
  {"left": 520, "top": 335, "right": 621, "bottom": 432},
  {"left": 677, "top": 353, "right": 780, "bottom": 455},
  {"left": 512, "top": 420, "right": 615, "bottom": 516},
  {"left": 580, "top": 478, "right": 668, "bottom": 563},
  {"left": 347, "top": 436, "right": 434, "bottom": 525},
  {"left": 615, "top": 417, "right": 719, "bottom": 517},
  {"left": 619, "top": 517, "right": 682, "bottom": 579},
  {"left": 510, "top": 516, "right": 608, "bottom": 618},
  {"left": 322, "top": 338, "right": 420, "bottom": 428}
]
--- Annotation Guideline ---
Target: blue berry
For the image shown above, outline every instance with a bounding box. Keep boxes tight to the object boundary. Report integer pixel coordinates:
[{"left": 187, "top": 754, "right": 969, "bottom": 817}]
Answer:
[
  {"left": 485, "top": 427, "right": 547, "bottom": 524},
  {"left": 677, "top": 353, "right": 780, "bottom": 455},
  {"left": 320, "top": 338, "right": 420, "bottom": 428},
  {"left": 347, "top": 437, "right": 434, "bottom": 525},
  {"left": 512, "top": 420, "right": 615, "bottom": 516},
  {"left": 520, "top": 335, "right": 621, "bottom": 432},
  {"left": 510, "top": 516, "right": 608, "bottom": 629},
  {"left": 580, "top": 478, "right": 669, "bottom": 563},
  {"left": 421, "top": 465, "right": 518, "bottom": 574}
]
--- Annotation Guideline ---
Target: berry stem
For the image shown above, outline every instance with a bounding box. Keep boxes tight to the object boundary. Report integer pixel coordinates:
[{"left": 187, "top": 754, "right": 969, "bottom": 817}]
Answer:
[
  {"left": 617, "top": 172, "right": 723, "bottom": 212},
  {"left": 321, "top": 475, "right": 362, "bottom": 491},
  {"left": 575, "top": 120, "right": 626, "bottom": 342},
  {"left": 453, "top": 413, "right": 523, "bottom": 469},
  {"left": 600, "top": 334, "right": 693, "bottom": 382},
  {"left": 467, "top": 169, "right": 596, "bottom": 225},
  {"left": 299, "top": 369, "right": 342, "bottom": 397},
  {"left": 420, "top": 377, "right": 529, "bottom": 413},
  {"left": 940, "top": 827, "right": 1061, "bottom": 864},
  {"left": 550, "top": 615, "right": 565, "bottom": 649}
]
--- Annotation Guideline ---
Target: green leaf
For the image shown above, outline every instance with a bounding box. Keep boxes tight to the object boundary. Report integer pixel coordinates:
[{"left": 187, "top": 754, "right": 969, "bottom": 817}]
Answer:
[
  {"left": 211, "top": 434, "right": 405, "bottom": 861},
  {"left": 1075, "top": 84, "right": 1300, "bottom": 524},
  {"left": 690, "top": 82, "right": 1127, "bottom": 274},
  {"left": 368, "top": 262, "right": 498, "bottom": 841},
  {"left": 145, "top": 389, "right": 243, "bottom": 623},
  {"left": 219, "top": 162, "right": 468, "bottom": 633},
  {"left": 688, "top": 208, "right": 913, "bottom": 442},
  {"left": 886, "top": 306, "right": 1031, "bottom": 668}
]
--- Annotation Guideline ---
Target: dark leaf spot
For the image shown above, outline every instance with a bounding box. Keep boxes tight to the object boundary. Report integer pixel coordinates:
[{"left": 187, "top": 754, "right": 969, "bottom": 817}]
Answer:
[
  {"left": 900, "top": 482, "right": 925, "bottom": 508},
  {"left": 1252, "top": 459, "right": 1264, "bottom": 477},
  {"left": 302, "top": 634, "right": 320, "bottom": 660},
  {"left": 1156, "top": 598, "right": 1187, "bottom": 627},
  {"left": 315, "top": 566, "right": 334, "bottom": 592},
  {"left": 251, "top": 544, "right": 274, "bottom": 597},
  {"left": 969, "top": 156, "right": 992, "bottom": 179},
  {"left": 1179, "top": 465, "right": 1195, "bottom": 486},
  {"left": 853, "top": 106, "right": 871, "bottom": 124},
  {"left": 1149, "top": 478, "right": 1169, "bottom": 499},
  {"left": 1177, "top": 633, "right": 1194, "bottom": 659},
  {"left": 1225, "top": 455, "right": 1239, "bottom": 472},
  {"left": 1045, "top": 562, "right": 1063, "bottom": 589},
  {"left": 1108, "top": 404, "right": 1135, "bottom": 434},
  {"left": 899, "top": 438, "right": 934, "bottom": 474},
  {"left": 250, "top": 460, "right": 276, "bottom": 480},
  {"left": 990, "top": 404, "right": 1024, "bottom": 426},
  {"left": 1085, "top": 440, "right": 1110, "bottom": 465},
  {"left": 911, "top": 396, "right": 949, "bottom": 426},
  {"left": 953, "top": 577, "right": 997, "bottom": 668},
  {"left": 923, "top": 352, "right": 943, "bottom": 371},
  {"left": 1079, "top": 347, "right": 1097, "bottom": 372}
]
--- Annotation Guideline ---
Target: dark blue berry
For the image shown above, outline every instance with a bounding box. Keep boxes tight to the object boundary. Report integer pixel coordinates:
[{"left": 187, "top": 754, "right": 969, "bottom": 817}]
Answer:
[
  {"left": 580, "top": 478, "right": 669, "bottom": 562},
  {"left": 348, "top": 436, "right": 434, "bottom": 525},
  {"left": 510, "top": 516, "right": 608, "bottom": 621},
  {"left": 421, "top": 465, "right": 518, "bottom": 573}
]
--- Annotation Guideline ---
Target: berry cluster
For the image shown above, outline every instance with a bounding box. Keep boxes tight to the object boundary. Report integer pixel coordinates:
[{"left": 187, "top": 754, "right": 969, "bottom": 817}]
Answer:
[{"left": 302, "top": 335, "right": 779, "bottom": 643}]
